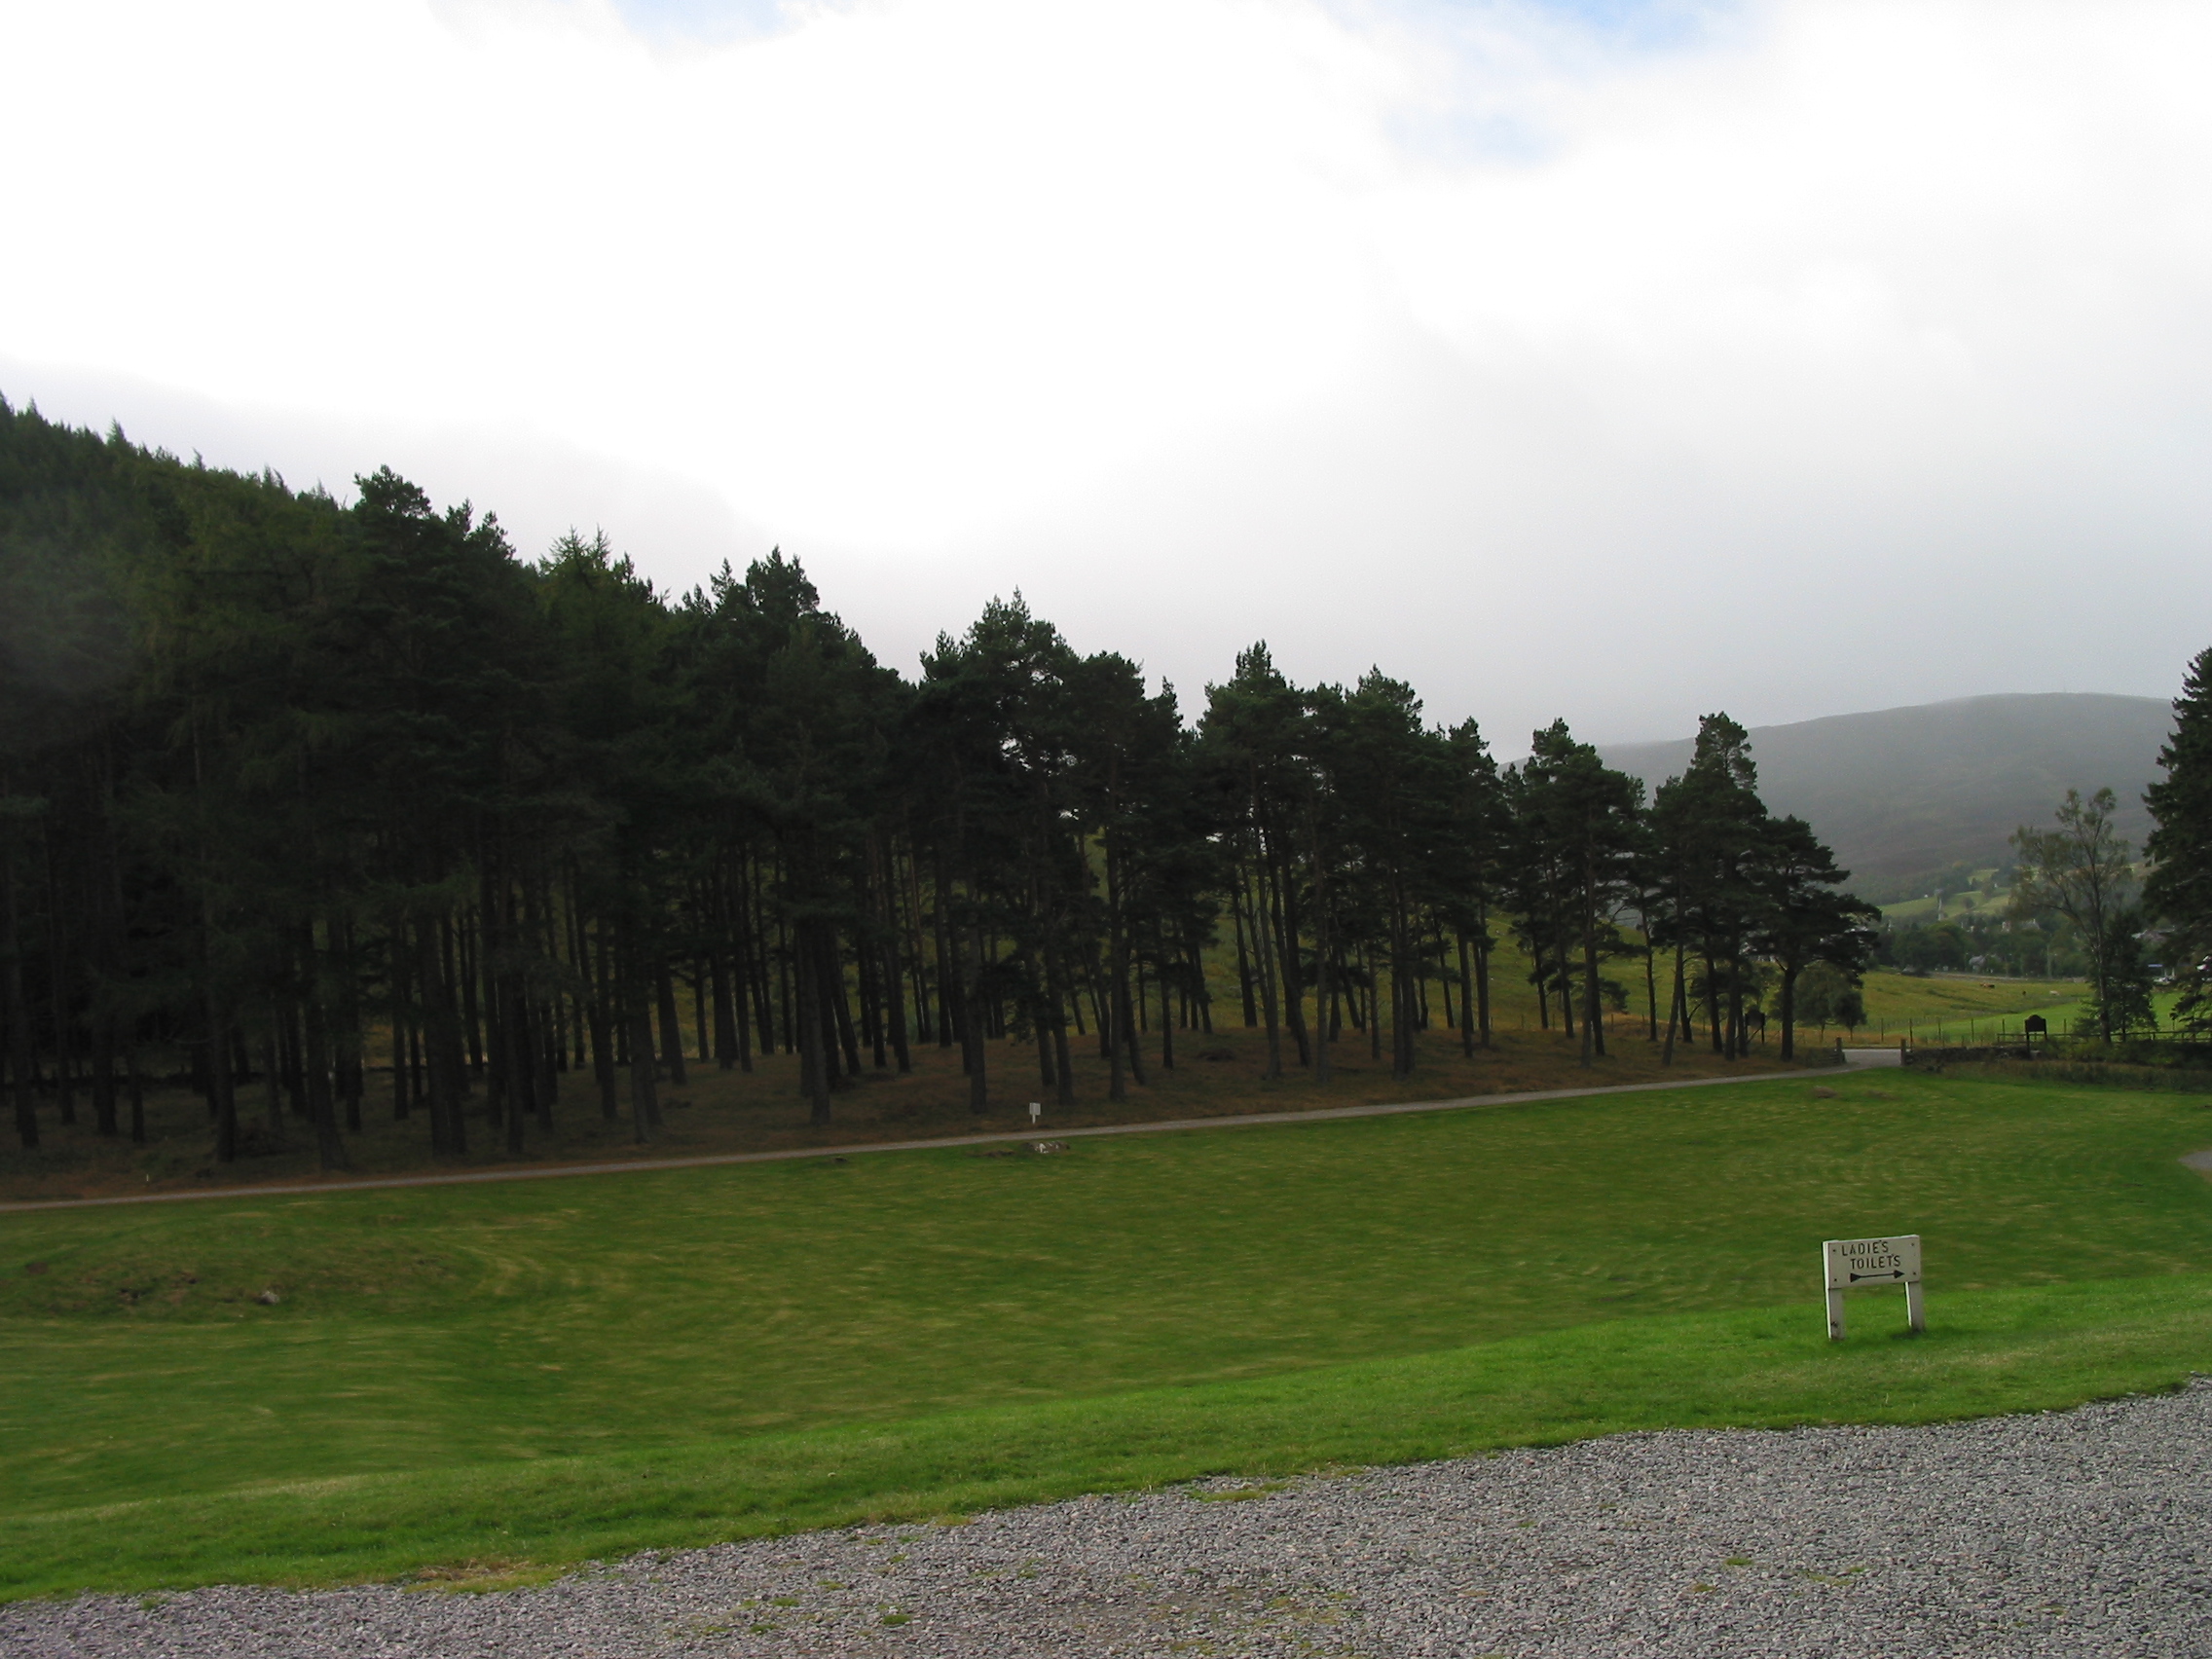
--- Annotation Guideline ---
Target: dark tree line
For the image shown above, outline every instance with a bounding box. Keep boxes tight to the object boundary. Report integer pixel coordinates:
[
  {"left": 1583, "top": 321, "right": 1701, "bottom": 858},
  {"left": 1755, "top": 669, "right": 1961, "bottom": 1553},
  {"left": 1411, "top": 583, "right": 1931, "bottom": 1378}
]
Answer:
[
  {"left": 2146, "top": 645, "right": 2212, "bottom": 1030},
  {"left": 0, "top": 402, "right": 1877, "bottom": 1162}
]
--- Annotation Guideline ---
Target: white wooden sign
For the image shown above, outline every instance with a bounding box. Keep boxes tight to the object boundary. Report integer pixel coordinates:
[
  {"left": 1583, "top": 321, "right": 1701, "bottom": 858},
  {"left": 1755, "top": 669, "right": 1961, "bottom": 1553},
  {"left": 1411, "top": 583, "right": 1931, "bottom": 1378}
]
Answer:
[{"left": 1823, "top": 1235, "right": 1925, "bottom": 1340}]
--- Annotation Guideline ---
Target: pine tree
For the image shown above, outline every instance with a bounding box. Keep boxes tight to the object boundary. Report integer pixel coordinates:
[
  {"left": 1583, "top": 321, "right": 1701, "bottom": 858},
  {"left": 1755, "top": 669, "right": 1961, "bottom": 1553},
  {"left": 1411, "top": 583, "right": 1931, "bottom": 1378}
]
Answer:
[{"left": 2146, "top": 645, "right": 2212, "bottom": 1022}]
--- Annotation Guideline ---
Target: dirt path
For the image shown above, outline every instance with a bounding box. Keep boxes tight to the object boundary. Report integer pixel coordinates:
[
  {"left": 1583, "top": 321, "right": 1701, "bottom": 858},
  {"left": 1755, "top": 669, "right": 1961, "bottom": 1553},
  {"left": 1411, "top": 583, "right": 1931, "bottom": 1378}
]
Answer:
[{"left": 0, "top": 1068, "right": 1808, "bottom": 1216}]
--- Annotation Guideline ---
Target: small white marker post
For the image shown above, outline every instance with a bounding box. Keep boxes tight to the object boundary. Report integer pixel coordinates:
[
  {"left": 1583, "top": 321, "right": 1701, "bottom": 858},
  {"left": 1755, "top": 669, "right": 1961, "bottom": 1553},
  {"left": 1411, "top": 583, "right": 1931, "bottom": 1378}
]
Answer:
[
  {"left": 1823, "top": 1235, "right": 1926, "bottom": 1340},
  {"left": 1028, "top": 1101, "right": 1042, "bottom": 1126}
]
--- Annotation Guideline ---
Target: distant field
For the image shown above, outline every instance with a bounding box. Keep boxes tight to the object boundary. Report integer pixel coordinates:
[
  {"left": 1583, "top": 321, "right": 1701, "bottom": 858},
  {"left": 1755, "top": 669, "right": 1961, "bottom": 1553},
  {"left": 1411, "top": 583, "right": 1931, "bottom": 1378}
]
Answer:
[
  {"left": 1847, "top": 972, "right": 2195, "bottom": 1045},
  {"left": 1879, "top": 890, "right": 2007, "bottom": 924},
  {"left": 1853, "top": 969, "right": 2089, "bottom": 1040},
  {"left": 4, "top": 1067, "right": 2210, "bottom": 1597}
]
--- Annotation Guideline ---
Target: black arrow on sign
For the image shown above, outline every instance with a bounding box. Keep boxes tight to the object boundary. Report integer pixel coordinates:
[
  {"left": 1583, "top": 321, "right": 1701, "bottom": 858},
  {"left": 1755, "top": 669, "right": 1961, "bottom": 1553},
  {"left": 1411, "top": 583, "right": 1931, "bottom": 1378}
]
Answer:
[{"left": 1849, "top": 1270, "right": 1906, "bottom": 1282}]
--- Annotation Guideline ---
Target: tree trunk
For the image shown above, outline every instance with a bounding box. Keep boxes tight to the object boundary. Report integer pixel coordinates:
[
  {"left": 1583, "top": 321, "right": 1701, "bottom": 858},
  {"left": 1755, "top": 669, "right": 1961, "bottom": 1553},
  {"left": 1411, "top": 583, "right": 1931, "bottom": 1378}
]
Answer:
[
  {"left": 530, "top": 878, "right": 560, "bottom": 1123},
  {"left": 203, "top": 977, "right": 236, "bottom": 1163},
  {"left": 933, "top": 869, "right": 958, "bottom": 1051},
  {"left": 93, "top": 765, "right": 128, "bottom": 1137},
  {"left": 1554, "top": 903, "right": 1577, "bottom": 1040},
  {"left": 1662, "top": 945, "right": 1684, "bottom": 1067},
  {"left": 1246, "top": 852, "right": 1283, "bottom": 1080},
  {"left": 260, "top": 1032, "right": 282, "bottom": 1136},
  {"left": 588, "top": 917, "right": 618, "bottom": 1118},
  {"left": 858, "top": 931, "right": 886, "bottom": 1070},
  {"left": 479, "top": 959, "right": 505, "bottom": 1135},
  {"left": 711, "top": 938, "right": 739, "bottom": 1072},
  {"left": 503, "top": 979, "right": 534, "bottom": 1156},
  {"left": 1779, "top": 959, "right": 1799, "bottom": 1060},
  {"left": 746, "top": 858, "right": 776, "bottom": 1054},
  {"left": 1438, "top": 928, "right": 1455, "bottom": 1032},
  {"left": 1704, "top": 949, "right": 1724, "bottom": 1051},
  {"left": 1456, "top": 932, "right": 1474, "bottom": 1059},
  {"left": 0, "top": 822, "right": 37, "bottom": 1151},
  {"left": 1053, "top": 1008, "right": 1078, "bottom": 1100},
  {"left": 1273, "top": 851, "right": 1310, "bottom": 1067},
  {"left": 827, "top": 939, "right": 862, "bottom": 1079},
  {"left": 963, "top": 916, "right": 989, "bottom": 1114},
  {"left": 42, "top": 825, "right": 75, "bottom": 1125},
  {"left": 693, "top": 954, "right": 714, "bottom": 1067},
  {"left": 1312, "top": 872, "right": 1334, "bottom": 1085},
  {"left": 656, "top": 965, "right": 688, "bottom": 1087},
  {"left": 627, "top": 984, "right": 659, "bottom": 1142},
  {"left": 1577, "top": 921, "right": 1596, "bottom": 1067},
  {"left": 1118, "top": 954, "right": 1148, "bottom": 1087},
  {"left": 1727, "top": 964, "right": 1746, "bottom": 1060},
  {"left": 1642, "top": 929, "right": 1659, "bottom": 1042},
  {"left": 728, "top": 866, "right": 759, "bottom": 1073},
  {"left": 1036, "top": 965, "right": 1058, "bottom": 1095},
  {"left": 458, "top": 913, "right": 484, "bottom": 1080},
  {"left": 793, "top": 922, "right": 827, "bottom": 1122},
  {"left": 420, "top": 918, "right": 466, "bottom": 1156},
  {"left": 1105, "top": 855, "right": 1129, "bottom": 1102},
  {"left": 476, "top": 874, "right": 508, "bottom": 1133},
  {"left": 1579, "top": 858, "right": 1604, "bottom": 1065},
  {"left": 1474, "top": 902, "right": 1493, "bottom": 1048},
  {"left": 898, "top": 846, "right": 934, "bottom": 1046},
  {"left": 332, "top": 913, "right": 364, "bottom": 1132},
  {"left": 1041, "top": 935, "right": 1076, "bottom": 1106},
  {"left": 1390, "top": 896, "right": 1416, "bottom": 1079},
  {"left": 1159, "top": 958, "right": 1175, "bottom": 1070},
  {"left": 437, "top": 916, "right": 468, "bottom": 1103},
  {"left": 301, "top": 920, "right": 348, "bottom": 1170},
  {"left": 623, "top": 918, "right": 660, "bottom": 1139},
  {"left": 884, "top": 933, "right": 911, "bottom": 1075},
  {"left": 92, "top": 1015, "right": 118, "bottom": 1136},
  {"left": 1232, "top": 881, "right": 1259, "bottom": 1026}
]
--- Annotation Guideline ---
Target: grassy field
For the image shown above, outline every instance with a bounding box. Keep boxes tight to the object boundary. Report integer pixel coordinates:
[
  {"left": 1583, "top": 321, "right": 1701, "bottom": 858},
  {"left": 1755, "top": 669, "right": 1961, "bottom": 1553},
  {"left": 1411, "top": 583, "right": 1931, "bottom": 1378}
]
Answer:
[
  {"left": 1850, "top": 973, "right": 2196, "bottom": 1045},
  {"left": 1879, "top": 886, "right": 2006, "bottom": 925},
  {"left": 1853, "top": 969, "right": 2090, "bottom": 1039},
  {"left": 5, "top": 1065, "right": 2212, "bottom": 1598}
]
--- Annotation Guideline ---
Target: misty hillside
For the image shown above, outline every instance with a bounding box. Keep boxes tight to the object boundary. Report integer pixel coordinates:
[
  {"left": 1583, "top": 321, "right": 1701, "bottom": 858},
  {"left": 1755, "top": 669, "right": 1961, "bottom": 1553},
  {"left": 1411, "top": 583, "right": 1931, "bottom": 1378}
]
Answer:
[{"left": 1599, "top": 693, "right": 2174, "bottom": 896}]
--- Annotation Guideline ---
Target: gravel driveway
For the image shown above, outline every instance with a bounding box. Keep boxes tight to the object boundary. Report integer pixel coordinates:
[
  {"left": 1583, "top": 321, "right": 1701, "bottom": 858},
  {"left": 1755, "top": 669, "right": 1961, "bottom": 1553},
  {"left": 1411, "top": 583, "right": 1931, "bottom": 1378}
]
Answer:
[{"left": 10, "top": 1382, "right": 2211, "bottom": 1658}]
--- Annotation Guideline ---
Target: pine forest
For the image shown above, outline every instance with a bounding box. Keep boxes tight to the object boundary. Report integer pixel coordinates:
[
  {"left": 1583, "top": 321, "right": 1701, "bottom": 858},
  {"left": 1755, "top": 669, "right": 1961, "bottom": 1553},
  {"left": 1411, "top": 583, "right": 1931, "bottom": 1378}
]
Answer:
[{"left": 0, "top": 401, "right": 1881, "bottom": 1166}]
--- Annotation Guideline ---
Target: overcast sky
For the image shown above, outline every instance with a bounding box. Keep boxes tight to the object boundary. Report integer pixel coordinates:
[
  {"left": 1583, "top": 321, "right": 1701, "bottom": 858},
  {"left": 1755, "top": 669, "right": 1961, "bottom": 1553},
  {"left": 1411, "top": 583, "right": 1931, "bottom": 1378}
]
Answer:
[{"left": 4, "top": 0, "right": 2207, "bottom": 745}]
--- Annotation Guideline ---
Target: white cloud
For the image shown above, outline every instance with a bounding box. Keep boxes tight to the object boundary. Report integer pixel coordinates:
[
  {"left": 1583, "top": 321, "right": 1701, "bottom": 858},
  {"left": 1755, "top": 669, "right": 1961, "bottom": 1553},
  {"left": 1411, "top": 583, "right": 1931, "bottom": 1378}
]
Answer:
[{"left": 4, "top": 0, "right": 2209, "bottom": 743}]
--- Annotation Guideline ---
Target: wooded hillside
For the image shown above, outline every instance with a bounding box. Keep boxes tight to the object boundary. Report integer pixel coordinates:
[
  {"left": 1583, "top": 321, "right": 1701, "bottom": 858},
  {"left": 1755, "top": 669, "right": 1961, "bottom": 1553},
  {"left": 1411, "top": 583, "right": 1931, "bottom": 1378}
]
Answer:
[{"left": 1603, "top": 693, "right": 2171, "bottom": 896}]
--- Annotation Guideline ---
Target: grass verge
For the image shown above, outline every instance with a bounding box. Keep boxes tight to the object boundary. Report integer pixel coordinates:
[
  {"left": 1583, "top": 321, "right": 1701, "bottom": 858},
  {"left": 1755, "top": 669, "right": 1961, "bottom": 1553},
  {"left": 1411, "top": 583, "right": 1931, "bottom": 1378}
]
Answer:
[{"left": 7, "top": 1272, "right": 2210, "bottom": 1601}]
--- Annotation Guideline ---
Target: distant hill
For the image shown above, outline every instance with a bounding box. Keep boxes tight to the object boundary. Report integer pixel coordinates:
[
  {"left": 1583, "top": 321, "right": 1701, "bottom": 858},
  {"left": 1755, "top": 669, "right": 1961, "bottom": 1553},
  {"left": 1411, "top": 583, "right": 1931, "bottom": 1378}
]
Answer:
[{"left": 1598, "top": 693, "right": 2174, "bottom": 899}]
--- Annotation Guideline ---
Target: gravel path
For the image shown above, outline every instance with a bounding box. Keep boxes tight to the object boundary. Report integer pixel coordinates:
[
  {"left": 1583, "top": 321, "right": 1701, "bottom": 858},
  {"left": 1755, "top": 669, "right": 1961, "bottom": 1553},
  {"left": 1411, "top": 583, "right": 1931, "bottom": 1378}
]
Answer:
[{"left": 11, "top": 1383, "right": 2212, "bottom": 1658}]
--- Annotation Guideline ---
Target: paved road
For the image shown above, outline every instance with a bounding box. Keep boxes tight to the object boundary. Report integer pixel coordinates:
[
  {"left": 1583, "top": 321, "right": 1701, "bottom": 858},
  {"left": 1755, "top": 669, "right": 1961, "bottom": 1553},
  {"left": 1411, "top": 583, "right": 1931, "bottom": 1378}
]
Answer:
[{"left": 0, "top": 1068, "right": 1809, "bottom": 1216}]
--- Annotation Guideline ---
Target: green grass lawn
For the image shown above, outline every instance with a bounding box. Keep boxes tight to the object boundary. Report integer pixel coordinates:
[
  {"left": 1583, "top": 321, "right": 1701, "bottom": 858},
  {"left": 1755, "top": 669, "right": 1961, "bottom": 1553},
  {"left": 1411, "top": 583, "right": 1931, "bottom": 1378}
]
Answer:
[{"left": 5, "top": 1068, "right": 2212, "bottom": 1598}]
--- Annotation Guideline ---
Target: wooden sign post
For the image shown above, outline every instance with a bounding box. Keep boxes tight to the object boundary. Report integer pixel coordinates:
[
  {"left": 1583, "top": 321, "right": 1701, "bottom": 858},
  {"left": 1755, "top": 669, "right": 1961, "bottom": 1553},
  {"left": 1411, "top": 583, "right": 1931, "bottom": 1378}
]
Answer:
[{"left": 1823, "top": 1235, "right": 1925, "bottom": 1340}]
